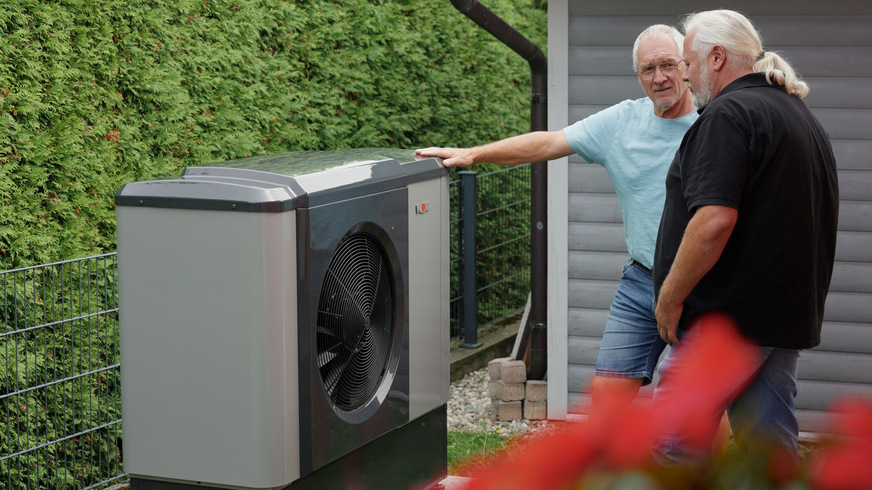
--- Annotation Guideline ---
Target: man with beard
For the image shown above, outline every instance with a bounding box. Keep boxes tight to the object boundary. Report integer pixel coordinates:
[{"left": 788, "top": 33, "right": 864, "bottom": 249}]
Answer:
[
  {"left": 417, "top": 25, "right": 696, "bottom": 410},
  {"left": 652, "top": 9, "right": 839, "bottom": 463}
]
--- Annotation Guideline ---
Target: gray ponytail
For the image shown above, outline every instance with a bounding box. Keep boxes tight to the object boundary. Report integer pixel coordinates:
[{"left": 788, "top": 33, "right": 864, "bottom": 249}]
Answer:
[{"left": 754, "top": 51, "right": 810, "bottom": 98}]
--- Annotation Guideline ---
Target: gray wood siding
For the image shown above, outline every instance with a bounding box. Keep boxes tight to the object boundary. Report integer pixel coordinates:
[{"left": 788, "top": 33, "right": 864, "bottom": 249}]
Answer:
[{"left": 563, "top": 1, "right": 872, "bottom": 432}]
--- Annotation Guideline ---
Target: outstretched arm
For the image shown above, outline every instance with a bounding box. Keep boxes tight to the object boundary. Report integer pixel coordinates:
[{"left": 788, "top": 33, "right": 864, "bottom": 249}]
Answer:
[{"left": 415, "top": 130, "right": 574, "bottom": 168}]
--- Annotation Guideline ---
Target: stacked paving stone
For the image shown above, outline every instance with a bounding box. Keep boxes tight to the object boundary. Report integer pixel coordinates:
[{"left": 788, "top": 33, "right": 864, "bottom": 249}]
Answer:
[{"left": 487, "top": 357, "right": 547, "bottom": 421}]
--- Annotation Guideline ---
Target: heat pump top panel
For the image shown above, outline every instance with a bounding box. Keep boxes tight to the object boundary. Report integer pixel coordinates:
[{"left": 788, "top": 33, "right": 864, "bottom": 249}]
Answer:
[{"left": 114, "top": 148, "right": 445, "bottom": 212}]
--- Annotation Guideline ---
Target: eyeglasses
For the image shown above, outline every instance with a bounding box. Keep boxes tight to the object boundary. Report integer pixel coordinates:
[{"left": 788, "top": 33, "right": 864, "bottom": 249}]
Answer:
[{"left": 637, "top": 60, "right": 684, "bottom": 80}]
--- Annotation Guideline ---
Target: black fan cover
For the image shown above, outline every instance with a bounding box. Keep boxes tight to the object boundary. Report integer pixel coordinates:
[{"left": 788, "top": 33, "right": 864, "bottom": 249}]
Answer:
[{"left": 316, "top": 232, "right": 395, "bottom": 411}]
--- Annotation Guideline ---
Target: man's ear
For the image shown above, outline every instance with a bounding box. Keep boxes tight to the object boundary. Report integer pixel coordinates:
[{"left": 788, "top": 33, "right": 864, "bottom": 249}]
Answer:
[{"left": 710, "top": 44, "right": 727, "bottom": 71}]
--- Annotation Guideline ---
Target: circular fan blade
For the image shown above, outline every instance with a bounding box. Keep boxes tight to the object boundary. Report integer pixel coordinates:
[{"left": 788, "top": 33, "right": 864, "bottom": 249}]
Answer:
[{"left": 316, "top": 232, "right": 395, "bottom": 410}]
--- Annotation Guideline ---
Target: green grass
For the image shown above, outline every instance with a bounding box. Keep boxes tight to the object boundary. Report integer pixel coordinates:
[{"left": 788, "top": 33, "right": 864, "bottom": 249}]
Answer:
[{"left": 447, "top": 424, "right": 514, "bottom": 475}]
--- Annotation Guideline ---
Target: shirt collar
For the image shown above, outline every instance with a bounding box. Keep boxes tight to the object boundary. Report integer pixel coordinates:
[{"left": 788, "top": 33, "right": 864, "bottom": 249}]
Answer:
[{"left": 696, "top": 73, "right": 780, "bottom": 114}]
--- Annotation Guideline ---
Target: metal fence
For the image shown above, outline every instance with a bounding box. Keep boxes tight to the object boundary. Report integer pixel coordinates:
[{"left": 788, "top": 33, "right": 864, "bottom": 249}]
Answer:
[
  {"left": 0, "top": 254, "right": 124, "bottom": 489},
  {"left": 449, "top": 164, "right": 531, "bottom": 341},
  {"left": 0, "top": 164, "right": 530, "bottom": 488}
]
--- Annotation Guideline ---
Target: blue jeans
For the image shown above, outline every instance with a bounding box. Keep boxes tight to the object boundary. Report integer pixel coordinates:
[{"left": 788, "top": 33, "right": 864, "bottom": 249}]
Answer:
[
  {"left": 653, "top": 325, "right": 800, "bottom": 462},
  {"left": 595, "top": 259, "right": 667, "bottom": 386}
]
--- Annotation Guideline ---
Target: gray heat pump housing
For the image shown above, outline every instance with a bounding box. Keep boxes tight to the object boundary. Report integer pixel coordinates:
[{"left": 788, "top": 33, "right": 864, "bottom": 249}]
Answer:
[{"left": 116, "top": 149, "right": 450, "bottom": 489}]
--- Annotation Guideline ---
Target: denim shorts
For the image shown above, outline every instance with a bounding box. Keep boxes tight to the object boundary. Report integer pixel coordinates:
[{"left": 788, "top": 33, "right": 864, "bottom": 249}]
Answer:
[{"left": 594, "top": 258, "right": 667, "bottom": 385}]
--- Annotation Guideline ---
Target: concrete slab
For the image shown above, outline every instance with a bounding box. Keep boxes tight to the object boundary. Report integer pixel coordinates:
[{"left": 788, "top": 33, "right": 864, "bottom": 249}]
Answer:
[{"left": 450, "top": 316, "right": 521, "bottom": 382}]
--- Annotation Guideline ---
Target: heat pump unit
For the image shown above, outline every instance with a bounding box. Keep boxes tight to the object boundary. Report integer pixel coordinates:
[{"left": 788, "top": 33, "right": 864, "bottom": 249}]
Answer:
[{"left": 116, "top": 149, "right": 449, "bottom": 490}]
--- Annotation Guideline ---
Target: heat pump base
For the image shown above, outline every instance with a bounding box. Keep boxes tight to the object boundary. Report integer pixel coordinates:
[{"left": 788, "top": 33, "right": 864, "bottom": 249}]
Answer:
[{"left": 129, "top": 405, "right": 448, "bottom": 490}]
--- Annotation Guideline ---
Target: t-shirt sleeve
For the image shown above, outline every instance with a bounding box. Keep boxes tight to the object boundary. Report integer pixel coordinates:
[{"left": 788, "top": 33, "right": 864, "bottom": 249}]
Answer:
[
  {"left": 680, "top": 109, "right": 750, "bottom": 212},
  {"left": 562, "top": 102, "right": 624, "bottom": 164}
]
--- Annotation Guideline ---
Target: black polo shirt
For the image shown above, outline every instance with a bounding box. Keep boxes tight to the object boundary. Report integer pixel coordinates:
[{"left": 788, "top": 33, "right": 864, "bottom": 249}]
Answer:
[{"left": 654, "top": 73, "right": 839, "bottom": 349}]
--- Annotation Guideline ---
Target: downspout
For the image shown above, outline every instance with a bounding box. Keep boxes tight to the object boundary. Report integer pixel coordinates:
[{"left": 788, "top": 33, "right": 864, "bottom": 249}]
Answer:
[{"left": 450, "top": 0, "right": 548, "bottom": 380}]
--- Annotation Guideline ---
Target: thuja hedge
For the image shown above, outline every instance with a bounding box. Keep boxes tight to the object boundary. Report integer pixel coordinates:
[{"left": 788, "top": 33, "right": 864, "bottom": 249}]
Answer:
[{"left": 0, "top": 0, "right": 546, "bottom": 270}]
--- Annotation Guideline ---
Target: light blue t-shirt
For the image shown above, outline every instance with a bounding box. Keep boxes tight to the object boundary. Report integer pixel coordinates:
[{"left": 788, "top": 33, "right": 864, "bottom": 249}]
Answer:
[{"left": 563, "top": 97, "right": 698, "bottom": 269}]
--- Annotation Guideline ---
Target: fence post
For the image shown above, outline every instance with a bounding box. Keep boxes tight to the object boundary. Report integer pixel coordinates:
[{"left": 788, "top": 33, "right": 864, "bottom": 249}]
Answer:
[{"left": 458, "top": 170, "right": 482, "bottom": 349}]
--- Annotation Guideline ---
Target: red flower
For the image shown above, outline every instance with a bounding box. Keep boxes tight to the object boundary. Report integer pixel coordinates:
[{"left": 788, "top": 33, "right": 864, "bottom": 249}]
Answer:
[
  {"left": 810, "top": 398, "right": 872, "bottom": 490},
  {"left": 462, "top": 314, "right": 759, "bottom": 489},
  {"left": 647, "top": 314, "right": 760, "bottom": 454},
  {"left": 462, "top": 422, "right": 597, "bottom": 490}
]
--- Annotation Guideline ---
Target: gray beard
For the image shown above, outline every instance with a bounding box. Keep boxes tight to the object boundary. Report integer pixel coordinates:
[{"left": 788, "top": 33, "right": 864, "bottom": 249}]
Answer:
[{"left": 691, "top": 68, "right": 713, "bottom": 106}]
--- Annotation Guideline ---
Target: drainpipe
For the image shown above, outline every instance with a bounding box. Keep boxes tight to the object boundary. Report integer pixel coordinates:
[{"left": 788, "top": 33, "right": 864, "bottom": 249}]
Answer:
[{"left": 450, "top": 0, "right": 548, "bottom": 381}]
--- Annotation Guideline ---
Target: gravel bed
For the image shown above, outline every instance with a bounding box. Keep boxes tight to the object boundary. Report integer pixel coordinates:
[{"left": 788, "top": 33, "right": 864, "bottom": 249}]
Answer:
[{"left": 447, "top": 367, "right": 550, "bottom": 436}]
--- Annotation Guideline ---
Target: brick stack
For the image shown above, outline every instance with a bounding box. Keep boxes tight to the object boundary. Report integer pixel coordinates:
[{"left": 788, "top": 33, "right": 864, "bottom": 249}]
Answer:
[{"left": 487, "top": 357, "right": 547, "bottom": 421}]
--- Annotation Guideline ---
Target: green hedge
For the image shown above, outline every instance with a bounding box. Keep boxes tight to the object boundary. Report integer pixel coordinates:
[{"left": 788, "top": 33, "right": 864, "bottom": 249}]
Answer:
[{"left": 0, "top": 0, "right": 546, "bottom": 270}]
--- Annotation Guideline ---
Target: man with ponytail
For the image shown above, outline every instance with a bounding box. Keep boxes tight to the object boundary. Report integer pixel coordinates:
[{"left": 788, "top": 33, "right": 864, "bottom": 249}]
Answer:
[{"left": 652, "top": 9, "right": 839, "bottom": 464}]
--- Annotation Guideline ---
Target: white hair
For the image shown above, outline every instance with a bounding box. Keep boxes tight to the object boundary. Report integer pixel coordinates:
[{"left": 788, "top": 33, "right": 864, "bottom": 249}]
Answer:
[
  {"left": 632, "top": 24, "right": 684, "bottom": 72},
  {"left": 682, "top": 9, "right": 809, "bottom": 98}
]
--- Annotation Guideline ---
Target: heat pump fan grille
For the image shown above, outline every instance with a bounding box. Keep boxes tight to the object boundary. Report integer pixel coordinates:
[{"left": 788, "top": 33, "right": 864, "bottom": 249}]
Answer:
[{"left": 317, "top": 232, "right": 395, "bottom": 411}]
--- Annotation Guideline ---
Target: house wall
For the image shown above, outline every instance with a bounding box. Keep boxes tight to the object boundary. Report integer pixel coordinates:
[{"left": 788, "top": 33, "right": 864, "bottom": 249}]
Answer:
[{"left": 548, "top": 0, "right": 872, "bottom": 431}]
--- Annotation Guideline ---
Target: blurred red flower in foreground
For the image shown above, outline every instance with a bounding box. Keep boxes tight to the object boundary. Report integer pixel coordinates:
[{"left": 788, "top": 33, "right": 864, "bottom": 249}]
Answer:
[
  {"left": 810, "top": 398, "right": 872, "bottom": 490},
  {"left": 461, "top": 314, "right": 759, "bottom": 490},
  {"left": 458, "top": 314, "right": 872, "bottom": 489}
]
